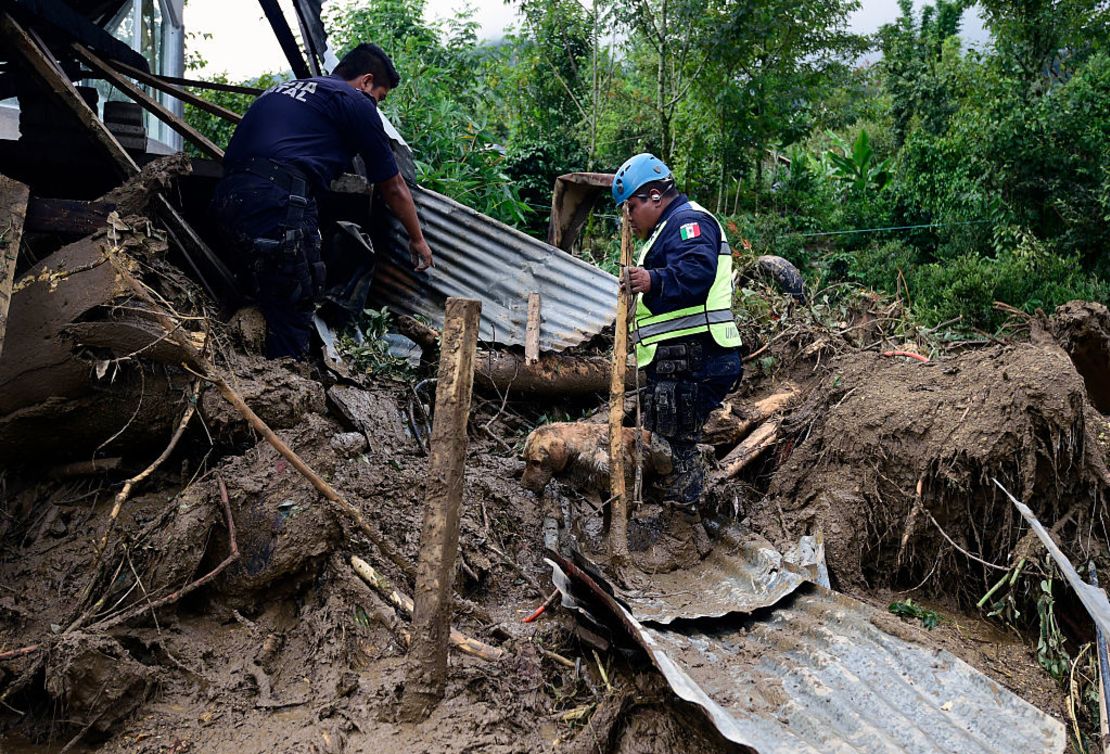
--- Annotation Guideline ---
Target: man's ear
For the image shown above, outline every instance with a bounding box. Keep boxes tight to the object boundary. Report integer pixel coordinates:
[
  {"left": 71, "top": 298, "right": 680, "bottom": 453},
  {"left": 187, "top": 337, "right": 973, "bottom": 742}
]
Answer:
[{"left": 649, "top": 191, "right": 661, "bottom": 203}]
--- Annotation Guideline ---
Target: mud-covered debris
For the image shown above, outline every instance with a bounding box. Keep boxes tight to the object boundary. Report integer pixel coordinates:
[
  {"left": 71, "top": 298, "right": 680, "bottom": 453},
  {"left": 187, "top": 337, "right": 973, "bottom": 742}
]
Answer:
[
  {"left": 45, "top": 632, "right": 156, "bottom": 732},
  {"left": 330, "top": 431, "right": 368, "bottom": 457},
  {"left": 211, "top": 414, "right": 343, "bottom": 606},
  {"left": 138, "top": 479, "right": 220, "bottom": 597},
  {"left": 757, "top": 341, "right": 1109, "bottom": 590},
  {"left": 97, "top": 152, "right": 192, "bottom": 217},
  {"left": 200, "top": 353, "right": 326, "bottom": 439},
  {"left": 327, "top": 384, "right": 410, "bottom": 452}
]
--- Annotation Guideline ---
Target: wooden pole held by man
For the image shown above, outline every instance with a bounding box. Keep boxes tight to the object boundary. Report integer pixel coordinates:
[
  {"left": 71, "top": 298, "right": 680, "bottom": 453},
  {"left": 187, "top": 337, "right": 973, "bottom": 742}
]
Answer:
[
  {"left": 401, "top": 297, "right": 481, "bottom": 722},
  {"left": 608, "top": 210, "right": 633, "bottom": 564}
]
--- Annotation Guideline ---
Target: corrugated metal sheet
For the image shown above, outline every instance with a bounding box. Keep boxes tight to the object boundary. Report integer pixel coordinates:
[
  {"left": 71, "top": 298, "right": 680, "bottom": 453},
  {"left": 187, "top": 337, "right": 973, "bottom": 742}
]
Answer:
[
  {"left": 548, "top": 551, "right": 1065, "bottom": 754},
  {"left": 613, "top": 532, "right": 806, "bottom": 624},
  {"left": 372, "top": 186, "right": 618, "bottom": 352}
]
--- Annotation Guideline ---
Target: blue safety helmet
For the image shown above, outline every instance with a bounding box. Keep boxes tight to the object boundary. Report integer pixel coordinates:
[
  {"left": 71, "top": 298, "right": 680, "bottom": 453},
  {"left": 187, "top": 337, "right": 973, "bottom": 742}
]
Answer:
[{"left": 612, "top": 153, "right": 672, "bottom": 205}]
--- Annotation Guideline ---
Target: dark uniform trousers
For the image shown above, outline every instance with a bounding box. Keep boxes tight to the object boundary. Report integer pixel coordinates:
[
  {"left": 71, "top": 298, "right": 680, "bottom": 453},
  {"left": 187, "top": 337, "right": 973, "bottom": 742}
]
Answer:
[
  {"left": 210, "top": 169, "right": 324, "bottom": 360},
  {"left": 640, "top": 339, "right": 742, "bottom": 509}
]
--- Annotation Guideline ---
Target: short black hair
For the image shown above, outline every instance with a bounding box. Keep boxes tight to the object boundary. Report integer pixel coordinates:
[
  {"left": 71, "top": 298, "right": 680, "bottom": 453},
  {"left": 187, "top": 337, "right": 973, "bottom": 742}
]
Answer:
[{"left": 333, "top": 44, "right": 400, "bottom": 88}]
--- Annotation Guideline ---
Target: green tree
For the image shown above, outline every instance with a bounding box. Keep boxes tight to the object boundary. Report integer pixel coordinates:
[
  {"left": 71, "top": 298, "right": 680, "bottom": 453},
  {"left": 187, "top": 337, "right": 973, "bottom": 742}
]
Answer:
[{"left": 325, "top": 0, "right": 529, "bottom": 224}]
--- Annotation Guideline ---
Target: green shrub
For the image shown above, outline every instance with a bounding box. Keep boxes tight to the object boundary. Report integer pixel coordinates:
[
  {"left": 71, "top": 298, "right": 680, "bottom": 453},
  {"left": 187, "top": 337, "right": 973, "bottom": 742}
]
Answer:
[{"left": 910, "top": 234, "right": 1108, "bottom": 327}]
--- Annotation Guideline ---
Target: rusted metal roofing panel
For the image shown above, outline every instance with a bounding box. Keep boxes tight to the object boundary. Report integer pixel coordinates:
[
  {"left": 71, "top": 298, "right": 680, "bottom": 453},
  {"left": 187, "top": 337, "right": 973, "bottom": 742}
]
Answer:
[
  {"left": 644, "top": 588, "right": 1065, "bottom": 753},
  {"left": 548, "top": 551, "right": 1065, "bottom": 754},
  {"left": 373, "top": 186, "right": 618, "bottom": 352}
]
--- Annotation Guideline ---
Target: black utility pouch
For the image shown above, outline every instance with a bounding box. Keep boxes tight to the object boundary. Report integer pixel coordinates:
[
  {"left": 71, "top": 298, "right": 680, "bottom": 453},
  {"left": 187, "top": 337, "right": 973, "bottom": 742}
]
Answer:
[
  {"left": 653, "top": 380, "right": 679, "bottom": 437},
  {"left": 655, "top": 343, "right": 689, "bottom": 375},
  {"left": 677, "top": 382, "right": 700, "bottom": 437}
]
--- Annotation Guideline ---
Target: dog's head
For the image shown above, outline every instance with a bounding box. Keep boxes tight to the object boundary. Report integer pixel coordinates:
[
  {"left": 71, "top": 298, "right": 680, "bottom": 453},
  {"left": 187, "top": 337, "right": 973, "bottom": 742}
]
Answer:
[{"left": 520, "top": 425, "right": 570, "bottom": 493}]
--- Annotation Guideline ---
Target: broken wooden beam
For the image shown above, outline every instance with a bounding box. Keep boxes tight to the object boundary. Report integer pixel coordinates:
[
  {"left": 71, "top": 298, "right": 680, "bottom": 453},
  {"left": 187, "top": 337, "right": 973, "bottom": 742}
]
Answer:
[
  {"left": 403, "top": 297, "right": 481, "bottom": 722},
  {"left": 25, "top": 196, "right": 114, "bottom": 236},
  {"left": 101, "top": 57, "right": 244, "bottom": 124},
  {"left": 0, "top": 175, "right": 29, "bottom": 360},
  {"left": 720, "top": 419, "right": 780, "bottom": 477},
  {"left": 704, "top": 384, "right": 799, "bottom": 447},
  {"left": 0, "top": 12, "right": 138, "bottom": 180},
  {"left": 256, "top": 0, "right": 312, "bottom": 79},
  {"left": 73, "top": 43, "right": 224, "bottom": 160},
  {"left": 1, "top": 15, "right": 232, "bottom": 300}
]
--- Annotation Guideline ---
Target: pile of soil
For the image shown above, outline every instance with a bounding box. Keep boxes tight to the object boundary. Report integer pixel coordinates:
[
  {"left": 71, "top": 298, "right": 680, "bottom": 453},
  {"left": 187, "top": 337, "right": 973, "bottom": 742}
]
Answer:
[
  {"left": 4, "top": 296, "right": 1109, "bottom": 752},
  {"left": 750, "top": 312, "right": 1110, "bottom": 595}
]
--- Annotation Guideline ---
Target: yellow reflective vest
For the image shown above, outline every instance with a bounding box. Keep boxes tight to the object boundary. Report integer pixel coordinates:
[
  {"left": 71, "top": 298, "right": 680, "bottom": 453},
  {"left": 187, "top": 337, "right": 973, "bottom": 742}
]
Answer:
[{"left": 631, "top": 200, "right": 742, "bottom": 367}]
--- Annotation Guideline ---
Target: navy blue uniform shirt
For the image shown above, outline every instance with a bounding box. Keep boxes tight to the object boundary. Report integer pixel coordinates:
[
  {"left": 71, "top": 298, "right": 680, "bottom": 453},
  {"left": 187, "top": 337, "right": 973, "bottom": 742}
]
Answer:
[
  {"left": 641, "top": 194, "right": 722, "bottom": 314},
  {"left": 224, "top": 75, "right": 399, "bottom": 193}
]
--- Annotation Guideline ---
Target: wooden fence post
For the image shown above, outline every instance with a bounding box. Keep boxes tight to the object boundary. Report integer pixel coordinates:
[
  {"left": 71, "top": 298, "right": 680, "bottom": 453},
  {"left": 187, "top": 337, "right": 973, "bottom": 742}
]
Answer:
[{"left": 401, "top": 297, "right": 481, "bottom": 722}]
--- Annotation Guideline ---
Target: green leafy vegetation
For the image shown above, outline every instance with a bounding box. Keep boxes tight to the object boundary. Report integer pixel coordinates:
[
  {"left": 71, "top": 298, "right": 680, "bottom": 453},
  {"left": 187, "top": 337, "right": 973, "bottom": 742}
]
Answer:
[
  {"left": 339, "top": 306, "right": 415, "bottom": 378},
  {"left": 184, "top": 0, "right": 1108, "bottom": 326},
  {"left": 888, "top": 598, "right": 941, "bottom": 629}
]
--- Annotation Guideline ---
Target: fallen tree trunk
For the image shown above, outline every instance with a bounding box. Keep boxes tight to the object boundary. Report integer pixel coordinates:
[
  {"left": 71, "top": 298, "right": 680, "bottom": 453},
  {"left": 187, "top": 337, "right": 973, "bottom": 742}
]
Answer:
[
  {"left": 397, "top": 313, "right": 629, "bottom": 395},
  {"left": 474, "top": 349, "right": 626, "bottom": 396}
]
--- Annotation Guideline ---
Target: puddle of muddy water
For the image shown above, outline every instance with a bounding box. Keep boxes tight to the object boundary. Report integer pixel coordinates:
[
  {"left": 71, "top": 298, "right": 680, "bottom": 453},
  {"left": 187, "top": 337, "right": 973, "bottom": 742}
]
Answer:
[{"left": 0, "top": 734, "right": 94, "bottom": 753}]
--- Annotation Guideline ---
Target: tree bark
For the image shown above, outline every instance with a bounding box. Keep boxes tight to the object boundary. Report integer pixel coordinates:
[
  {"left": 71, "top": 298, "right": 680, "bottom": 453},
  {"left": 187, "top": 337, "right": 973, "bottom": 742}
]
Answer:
[{"left": 401, "top": 298, "right": 481, "bottom": 722}]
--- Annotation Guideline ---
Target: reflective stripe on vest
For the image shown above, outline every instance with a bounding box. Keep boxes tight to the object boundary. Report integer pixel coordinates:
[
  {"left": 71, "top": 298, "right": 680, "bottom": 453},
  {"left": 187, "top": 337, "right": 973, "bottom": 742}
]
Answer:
[{"left": 631, "top": 200, "right": 742, "bottom": 367}]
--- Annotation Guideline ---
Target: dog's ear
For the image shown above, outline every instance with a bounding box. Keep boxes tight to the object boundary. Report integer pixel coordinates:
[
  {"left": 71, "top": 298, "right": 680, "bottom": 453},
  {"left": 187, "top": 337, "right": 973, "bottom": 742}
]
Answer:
[{"left": 547, "top": 435, "right": 569, "bottom": 472}]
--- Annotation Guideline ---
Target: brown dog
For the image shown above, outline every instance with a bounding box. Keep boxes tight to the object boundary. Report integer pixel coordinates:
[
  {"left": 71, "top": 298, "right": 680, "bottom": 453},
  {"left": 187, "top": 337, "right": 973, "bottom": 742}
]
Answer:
[{"left": 521, "top": 421, "right": 672, "bottom": 496}]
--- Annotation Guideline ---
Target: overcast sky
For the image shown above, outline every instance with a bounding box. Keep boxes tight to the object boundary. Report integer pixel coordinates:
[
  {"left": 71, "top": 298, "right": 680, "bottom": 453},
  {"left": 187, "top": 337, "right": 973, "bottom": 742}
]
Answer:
[{"left": 185, "top": 0, "right": 989, "bottom": 81}]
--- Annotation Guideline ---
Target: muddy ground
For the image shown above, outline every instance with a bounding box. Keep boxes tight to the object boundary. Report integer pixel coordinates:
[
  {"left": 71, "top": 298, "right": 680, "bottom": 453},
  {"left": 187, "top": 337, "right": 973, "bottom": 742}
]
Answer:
[{"left": 2, "top": 296, "right": 1109, "bottom": 752}]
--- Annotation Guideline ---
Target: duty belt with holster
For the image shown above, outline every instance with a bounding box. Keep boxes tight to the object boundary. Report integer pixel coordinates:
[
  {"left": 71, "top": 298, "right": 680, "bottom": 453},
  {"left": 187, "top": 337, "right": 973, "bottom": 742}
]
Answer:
[
  {"left": 643, "top": 340, "right": 705, "bottom": 440},
  {"left": 237, "top": 157, "right": 325, "bottom": 301}
]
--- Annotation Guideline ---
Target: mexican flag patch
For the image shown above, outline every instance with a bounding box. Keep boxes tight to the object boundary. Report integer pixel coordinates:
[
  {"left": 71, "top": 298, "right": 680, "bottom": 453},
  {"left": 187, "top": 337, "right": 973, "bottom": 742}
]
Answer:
[{"left": 679, "top": 222, "right": 701, "bottom": 240}]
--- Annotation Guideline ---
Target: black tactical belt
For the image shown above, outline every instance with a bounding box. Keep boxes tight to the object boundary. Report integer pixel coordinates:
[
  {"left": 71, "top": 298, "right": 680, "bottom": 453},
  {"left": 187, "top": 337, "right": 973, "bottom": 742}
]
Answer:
[
  {"left": 234, "top": 157, "right": 310, "bottom": 197},
  {"left": 654, "top": 340, "right": 705, "bottom": 375}
]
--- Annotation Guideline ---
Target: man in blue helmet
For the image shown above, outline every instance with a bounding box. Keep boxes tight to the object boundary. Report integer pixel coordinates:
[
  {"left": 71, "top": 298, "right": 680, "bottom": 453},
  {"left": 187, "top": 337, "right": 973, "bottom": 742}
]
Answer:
[
  {"left": 210, "top": 43, "right": 433, "bottom": 361},
  {"left": 612, "top": 153, "right": 743, "bottom": 572}
]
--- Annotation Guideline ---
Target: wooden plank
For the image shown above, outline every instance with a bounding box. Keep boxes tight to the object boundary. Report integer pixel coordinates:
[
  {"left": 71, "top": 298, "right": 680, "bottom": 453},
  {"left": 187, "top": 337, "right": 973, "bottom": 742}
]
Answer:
[
  {"left": 524, "top": 291, "right": 541, "bottom": 365},
  {"left": 102, "top": 57, "right": 245, "bottom": 124},
  {"left": 256, "top": 0, "right": 312, "bottom": 80},
  {"left": 25, "top": 196, "right": 115, "bottom": 236},
  {"left": 608, "top": 212, "right": 632, "bottom": 564},
  {"left": 0, "top": 12, "right": 138, "bottom": 180},
  {"left": 73, "top": 43, "right": 225, "bottom": 160},
  {"left": 402, "top": 297, "right": 481, "bottom": 722},
  {"left": 0, "top": 175, "right": 30, "bottom": 360},
  {"left": 149, "top": 73, "right": 261, "bottom": 96}
]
